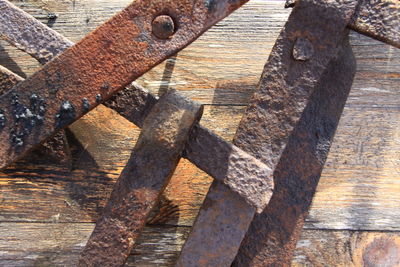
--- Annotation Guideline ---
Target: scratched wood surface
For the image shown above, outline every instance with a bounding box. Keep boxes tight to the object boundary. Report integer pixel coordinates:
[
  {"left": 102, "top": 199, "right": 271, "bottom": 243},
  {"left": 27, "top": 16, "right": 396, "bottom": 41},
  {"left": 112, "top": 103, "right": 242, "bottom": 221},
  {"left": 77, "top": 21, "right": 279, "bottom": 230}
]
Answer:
[{"left": 0, "top": 0, "right": 399, "bottom": 266}]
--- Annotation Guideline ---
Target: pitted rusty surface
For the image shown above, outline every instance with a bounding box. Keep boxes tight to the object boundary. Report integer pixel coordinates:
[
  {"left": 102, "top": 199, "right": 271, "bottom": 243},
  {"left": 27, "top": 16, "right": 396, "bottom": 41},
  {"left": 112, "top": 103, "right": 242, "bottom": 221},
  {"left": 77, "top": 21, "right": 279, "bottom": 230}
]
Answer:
[
  {"left": 349, "top": 0, "right": 400, "bottom": 48},
  {"left": 105, "top": 83, "right": 158, "bottom": 128},
  {"left": 107, "top": 84, "right": 274, "bottom": 211},
  {"left": 184, "top": 125, "right": 273, "bottom": 213},
  {"left": 0, "top": 65, "right": 22, "bottom": 95},
  {"left": 0, "top": 0, "right": 73, "bottom": 64},
  {"left": 0, "top": 0, "right": 274, "bottom": 210},
  {"left": 232, "top": 0, "right": 359, "bottom": 265},
  {"left": 0, "top": 0, "right": 248, "bottom": 170},
  {"left": 178, "top": 1, "right": 359, "bottom": 266},
  {"left": 176, "top": 182, "right": 256, "bottom": 267},
  {"left": 233, "top": 35, "right": 356, "bottom": 267},
  {"left": 79, "top": 90, "right": 203, "bottom": 267},
  {"left": 0, "top": 66, "right": 71, "bottom": 167},
  {"left": 286, "top": 0, "right": 400, "bottom": 48}
]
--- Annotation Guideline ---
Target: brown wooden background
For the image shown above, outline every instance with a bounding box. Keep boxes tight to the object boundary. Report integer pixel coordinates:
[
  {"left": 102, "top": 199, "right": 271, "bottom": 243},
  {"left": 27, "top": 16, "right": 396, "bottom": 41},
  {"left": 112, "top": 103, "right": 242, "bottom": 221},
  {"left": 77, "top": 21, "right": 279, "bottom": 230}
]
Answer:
[{"left": 0, "top": 0, "right": 399, "bottom": 266}]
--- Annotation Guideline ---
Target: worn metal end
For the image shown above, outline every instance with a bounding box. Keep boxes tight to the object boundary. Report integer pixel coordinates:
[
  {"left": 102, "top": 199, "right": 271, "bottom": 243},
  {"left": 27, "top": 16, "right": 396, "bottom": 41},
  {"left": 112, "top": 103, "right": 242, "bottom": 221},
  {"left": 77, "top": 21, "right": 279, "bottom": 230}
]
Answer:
[
  {"left": 185, "top": 125, "right": 273, "bottom": 213},
  {"left": 79, "top": 89, "right": 202, "bottom": 266},
  {"left": 176, "top": 181, "right": 256, "bottom": 267},
  {"left": 349, "top": 0, "right": 400, "bottom": 48}
]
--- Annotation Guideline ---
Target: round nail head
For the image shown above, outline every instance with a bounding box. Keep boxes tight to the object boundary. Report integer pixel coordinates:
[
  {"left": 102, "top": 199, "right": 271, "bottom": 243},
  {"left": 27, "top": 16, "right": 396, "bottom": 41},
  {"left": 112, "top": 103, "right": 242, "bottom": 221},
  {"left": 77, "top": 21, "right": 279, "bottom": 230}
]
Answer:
[{"left": 152, "top": 15, "right": 175, "bottom": 39}]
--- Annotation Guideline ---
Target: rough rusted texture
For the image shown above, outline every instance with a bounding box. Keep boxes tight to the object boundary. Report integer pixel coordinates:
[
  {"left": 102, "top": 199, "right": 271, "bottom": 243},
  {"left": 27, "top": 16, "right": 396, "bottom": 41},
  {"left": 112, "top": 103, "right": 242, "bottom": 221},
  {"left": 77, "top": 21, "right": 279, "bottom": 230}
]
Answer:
[
  {"left": 233, "top": 33, "right": 357, "bottom": 267},
  {"left": 104, "top": 83, "right": 158, "bottom": 128},
  {"left": 234, "top": 0, "right": 357, "bottom": 170},
  {"left": 0, "top": 65, "right": 23, "bottom": 95},
  {"left": 106, "top": 84, "right": 273, "bottom": 211},
  {"left": 0, "top": 0, "right": 248, "bottom": 170},
  {"left": 178, "top": 1, "right": 358, "bottom": 266},
  {"left": 184, "top": 125, "right": 273, "bottom": 212},
  {"left": 285, "top": 0, "right": 400, "bottom": 48},
  {"left": 176, "top": 182, "right": 255, "bottom": 267},
  {"left": 79, "top": 90, "right": 203, "bottom": 267},
  {"left": 0, "top": 0, "right": 273, "bottom": 210},
  {"left": 349, "top": 0, "right": 400, "bottom": 49},
  {"left": 0, "top": 0, "right": 73, "bottom": 64},
  {"left": 0, "top": 66, "right": 72, "bottom": 167}
]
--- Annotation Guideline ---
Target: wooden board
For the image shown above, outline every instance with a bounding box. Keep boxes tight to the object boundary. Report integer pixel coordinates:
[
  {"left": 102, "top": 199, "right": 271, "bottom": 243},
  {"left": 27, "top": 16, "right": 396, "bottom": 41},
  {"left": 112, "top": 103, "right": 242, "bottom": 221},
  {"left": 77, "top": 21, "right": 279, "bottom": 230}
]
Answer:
[{"left": 0, "top": 0, "right": 399, "bottom": 265}]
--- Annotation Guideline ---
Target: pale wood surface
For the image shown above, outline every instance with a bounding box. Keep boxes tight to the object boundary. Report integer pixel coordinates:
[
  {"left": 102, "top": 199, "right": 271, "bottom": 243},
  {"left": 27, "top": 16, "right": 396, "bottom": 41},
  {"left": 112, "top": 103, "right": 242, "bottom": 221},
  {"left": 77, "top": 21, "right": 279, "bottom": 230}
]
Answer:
[{"left": 0, "top": 0, "right": 399, "bottom": 266}]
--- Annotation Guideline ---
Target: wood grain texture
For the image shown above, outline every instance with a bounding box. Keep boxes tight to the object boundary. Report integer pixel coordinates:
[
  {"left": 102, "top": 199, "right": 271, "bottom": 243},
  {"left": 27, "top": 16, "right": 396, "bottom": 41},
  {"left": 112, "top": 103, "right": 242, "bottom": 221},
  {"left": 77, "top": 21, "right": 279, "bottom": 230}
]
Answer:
[
  {"left": 1, "top": 223, "right": 399, "bottom": 267},
  {"left": 0, "top": 0, "right": 399, "bottom": 266}
]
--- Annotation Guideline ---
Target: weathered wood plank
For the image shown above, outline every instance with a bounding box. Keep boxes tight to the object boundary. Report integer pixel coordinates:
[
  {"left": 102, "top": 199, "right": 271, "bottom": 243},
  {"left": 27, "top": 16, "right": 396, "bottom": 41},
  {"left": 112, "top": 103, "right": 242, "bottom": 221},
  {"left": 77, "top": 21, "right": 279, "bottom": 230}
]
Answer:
[
  {"left": 293, "top": 230, "right": 400, "bottom": 266},
  {"left": 0, "top": 223, "right": 190, "bottom": 266},
  {"left": 1, "top": 223, "right": 399, "bottom": 267}
]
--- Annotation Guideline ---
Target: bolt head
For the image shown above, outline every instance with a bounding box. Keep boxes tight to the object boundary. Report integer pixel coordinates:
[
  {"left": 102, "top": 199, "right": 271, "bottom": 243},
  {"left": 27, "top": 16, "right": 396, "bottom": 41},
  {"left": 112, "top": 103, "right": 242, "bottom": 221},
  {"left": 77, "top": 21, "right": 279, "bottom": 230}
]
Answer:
[{"left": 152, "top": 15, "right": 175, "bottom": 39}]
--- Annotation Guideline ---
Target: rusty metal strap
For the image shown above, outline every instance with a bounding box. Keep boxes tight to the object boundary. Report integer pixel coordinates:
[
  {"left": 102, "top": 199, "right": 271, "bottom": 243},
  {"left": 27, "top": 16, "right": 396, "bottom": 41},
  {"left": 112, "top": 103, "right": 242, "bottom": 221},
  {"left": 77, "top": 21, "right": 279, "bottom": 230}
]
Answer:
[
  {"left": 348, "top": 0, "right": 399, "bottom": 48},
  {"left": 0, "top": 63, "right": 273, "bottom": 212},
  {"left": 176, "top": 0, "right": 359, "bottom": 266},
  {"left": 285, "top": 0, "right": 400, "bottom": 48},
  {"left": 0, "top": 0, "right": 248, "bottom": 169},
  {"left": 79, "top": 89, "right": 202, "bottom": 266},
  {"left": 0, "top": 0, "right": 273, "bottom": 212}
]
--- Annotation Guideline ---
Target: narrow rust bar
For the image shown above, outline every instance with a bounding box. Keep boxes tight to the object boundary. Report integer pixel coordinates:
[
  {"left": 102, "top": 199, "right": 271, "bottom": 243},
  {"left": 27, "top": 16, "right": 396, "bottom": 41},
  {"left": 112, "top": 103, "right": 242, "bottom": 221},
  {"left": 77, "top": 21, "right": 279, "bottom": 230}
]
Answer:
[
  {"left": 233, "top": 34, "right": 356, "bottom": 267},
  {"left": 285, "top": 0, "right": 400, "bottom": 48},
  {"left": 349, "top": 0, "right": 399, "bottom": 48},
  {"left": 0, "top": 0, "right": 248, "bottom": 169},
  {"left": 0, "top": 1, "right": 273, "bottom": 211},
  {"left": 176, "top": 1, "right": 358, "bottom": 266},
  {"left": 79, "top": 90, "right": 203, "bottom": 266}
]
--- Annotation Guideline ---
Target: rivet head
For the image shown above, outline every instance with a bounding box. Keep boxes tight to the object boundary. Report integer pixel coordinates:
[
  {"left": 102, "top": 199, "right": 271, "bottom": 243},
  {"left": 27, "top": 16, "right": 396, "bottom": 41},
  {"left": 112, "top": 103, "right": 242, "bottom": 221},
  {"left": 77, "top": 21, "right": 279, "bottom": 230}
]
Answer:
[
  {"left": 293, "top": 37, "right": 314, "bottom": 61},
  {"left": 152, "top": 15, "right": 175, "bottom": 39}
]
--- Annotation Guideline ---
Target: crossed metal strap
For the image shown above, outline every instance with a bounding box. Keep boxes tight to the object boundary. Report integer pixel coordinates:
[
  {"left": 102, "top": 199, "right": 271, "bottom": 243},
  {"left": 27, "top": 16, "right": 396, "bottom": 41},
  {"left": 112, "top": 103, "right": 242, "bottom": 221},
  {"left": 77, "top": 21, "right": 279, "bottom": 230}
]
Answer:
[{"left": 0, "top": 0, "right": 399, "bottom": 266}]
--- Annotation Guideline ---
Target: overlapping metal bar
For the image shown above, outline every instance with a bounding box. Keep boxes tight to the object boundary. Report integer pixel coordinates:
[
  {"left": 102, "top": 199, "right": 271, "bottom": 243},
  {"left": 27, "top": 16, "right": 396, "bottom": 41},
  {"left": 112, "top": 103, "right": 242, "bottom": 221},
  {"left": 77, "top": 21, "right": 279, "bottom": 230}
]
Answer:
[
  {"left": 0, "top": 0, "right": 399, "bottom": 266},
  {"left": 176, "top": 1, "right": 359, "bottom": 265},
  {"left": 0, "top": 0, "right": 249, "bottom": 169},
  {"left": 79, "top": 90, "right": 203, "bottom": 266},
  {"left": 0, "top": 0, "right": 273, "bottom": 212}
]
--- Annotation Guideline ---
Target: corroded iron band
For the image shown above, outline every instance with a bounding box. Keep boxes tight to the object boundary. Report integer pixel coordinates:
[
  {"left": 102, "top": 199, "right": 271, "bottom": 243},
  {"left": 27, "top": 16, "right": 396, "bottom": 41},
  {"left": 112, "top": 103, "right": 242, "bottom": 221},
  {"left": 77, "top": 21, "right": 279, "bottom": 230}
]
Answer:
[
  {"left": 349, "top": 0, "right": 399, "bottom": 48},
  {"left": 284, "top": 0, "right": 400, "bottom": 48},
  {"left": 0, "top": 0, "right": 249, "bottom": 169},
  {"left": 177, "top": 0, "right": 359, "bottom": 266},
  {"left": 0, "top": 63, "right": 274, "bottom": 212}
]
